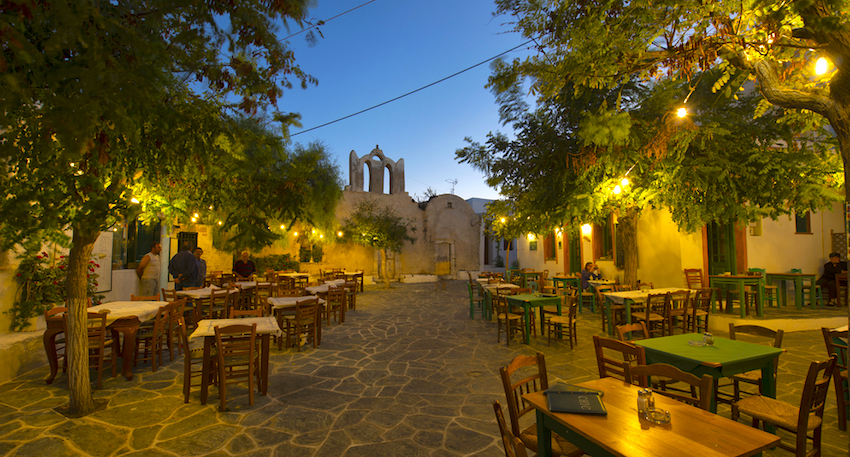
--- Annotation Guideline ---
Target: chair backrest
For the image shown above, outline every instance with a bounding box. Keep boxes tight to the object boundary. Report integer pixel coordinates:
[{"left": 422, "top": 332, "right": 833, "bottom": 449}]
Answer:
[
  {"left": 615, "top": 284, "right": 632, "bottom": 292},
  {"left": 44, "top": 306, "right": 67, "bottom": 323},
  {"left": 821, "top": 327, "right": 848, "bottom": 373},
  {"left": 229, "top": 308, "right": 263, "bottom": 318},
  {"left": 729, "top": 323, "right": 784, "bottom": 348},
  {"left": 664, "top": 290, "right": 690, "bottom": 316},
  {"left": 562, "top": 294, "right": 577, "bottom": 319},
  {"left": 616, "top": 322, "right": 650, "bottom": 342},
  {"left": 214, "top": 323, "right": 258, "bottom": 371},
  {"left": 593, "top": 335, "right": 645, "bottom": 381},
  {"left": 295, "top": 298, "right": 319, "bottom": 321},
  {"left": 790, "top": 268, "right": 802, "bottom": 274},
  {"left": 638, "top": 282, "right": 654, "bottom": 291},
  {"left": 797, "top": 356, "right": 837, "bottom": 431},
  {"left": 643, "top": 293, "right": 667, "bottom": 322},
  {"left": 684, "top": 269, "right": 703, "bottom": 289},
  {"left": 692, "top": 288, "right": 713, "bottom": 311},
  {"left": 161, "top": 288, "right": 178, "bottom": 301},
  {"left": 492, "top": 401, "right": 529, "bottom": 457},
  {"left": 747, "top": 267, "right": 766, "bottom": 276},
  {"left": 499, "top": 353, "right": 548, "bottom": 437},
  {"left": 326, "top": 286, "right": 345, "bottom": 306},
  {"left": 131, "top": 294, "right": 160, "bottom": 301},
  {"left": 628, "top": 363, "right": 714, "bottom": 411}
]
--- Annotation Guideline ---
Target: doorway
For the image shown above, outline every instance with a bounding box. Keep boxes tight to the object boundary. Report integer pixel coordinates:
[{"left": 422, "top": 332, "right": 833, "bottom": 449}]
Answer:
[{"left": 707, "top": 222, "right": 736, "bottom": 275}]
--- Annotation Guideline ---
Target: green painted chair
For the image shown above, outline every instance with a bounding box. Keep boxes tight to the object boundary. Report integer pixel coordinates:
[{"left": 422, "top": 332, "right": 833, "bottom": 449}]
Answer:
[
  {"left": 467, "top": 281, "right": 484, "bottom": 319},
  {"left": 792, "top": 268, "right": 824, "bottom": 308},
  {"left": 747, "top": 268, "right": 779, "bottom": 307}
]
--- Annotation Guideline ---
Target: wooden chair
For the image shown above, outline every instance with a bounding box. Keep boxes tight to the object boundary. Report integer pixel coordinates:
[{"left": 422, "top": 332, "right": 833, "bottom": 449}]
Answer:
[
  {"left": 748, "top": 268, "right": 779, "bottom": 307},
  {"left": 793, "top": 269, "right": 824, "bottom": 308},
  {"left": 743, "top": 290, "right": 761, "bottom": 317},
  {"left": 493, "top": 401, "right": 529, "bottom": 457},
  {"left": 283, "top": 299, "right": 319, "bottom": 352},
  {"left": 161, "top": 288, "right": 178, "bottom": 302},
  {"left": 80, "top": 311, "right": 119, "bottom": 388},
  {"left": 493, "top": 295, "right": 525, "bottom": 346},
  {"left": 616, "top": 321, "right": 650, "bottom": 342},
  {"left": 44, "top": 307, "right": 68, "bottom": 379},
  {"left": 633, "top": 293, "right": 666, "bottom": 338},
  {"left": 131, "top": 294, "right": 160, "bottom": 301},
  {"left": 688, "top": 288, "right": 713, "bottom": 333},
  {"left": 820, "top": 327, "right": 848, "bottom": 431},
  {"left": 663, "top": 290, "right": 690, "bottom": 336},
  {"left": 214, "top": 323, "right": 261, "bottom": 412},
  {"left": 637, "top": 282, "right": 654, "bottom": 291},
  {"left": 592, "top": 335, "right": 645, "bottom": 381},
  {"left": 164, "top": 299, "right": 186, "bottom": 362},
  {"left": 628, "top": 363, "right": 714, "bottom": 411},
  {"left": 229, "top": 308, "right": 263, "bottom": 318},
  {"left": 324, "top": 286, "right": 345, "bottom": 325},
  {"left": 724, "top": 324, "right": 784, "bottom": 403},
  {"left": 134, "top": 304, "right": 169, "bottom": 372},
  {"left": 205, "top": 287, "right": 231, "bottom": 319},
  {"left": 546, "top": 295, "right": 577, "bottom": 348},
  {"left": 499, "top": 353, "right": 583, "bottom": 457},
  {"left": 253, "top": 282, "right": 273, "bottom": 313},
  {"left": 732, "top": 357, "right": 836, "bottom": 457},
  {"left": 467, "top": 281, "right": 484, "bottom": 319},
  {"left": 595, "top": 285, "right": 617, "bottom": 333},
  {"left": 355, "top": 269, "right": 365, "bottom": 292},
  {"left": 177, "top": 317, "right": 214, "bottom": 403},
  {"left": 343, "top": 281, "right": 358, "bottom": 311},
  {"left": 684, "top": 268, "right": 703, "bottom": 289}
]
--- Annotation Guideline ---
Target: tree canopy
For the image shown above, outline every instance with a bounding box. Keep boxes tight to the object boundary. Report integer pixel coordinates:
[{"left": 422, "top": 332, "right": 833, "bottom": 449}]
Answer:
[
  {"left": 340, "top": 199, "right": 416, "bottom": 288},
  {"left": 490, "top": 0, "right": 849, "bottom": 197},
  {"left": 0, "top": 0, "right": 336, "bottom": 415}
]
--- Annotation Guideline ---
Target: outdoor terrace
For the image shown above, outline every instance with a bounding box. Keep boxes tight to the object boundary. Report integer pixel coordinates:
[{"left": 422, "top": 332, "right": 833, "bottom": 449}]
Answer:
[{"left": 0, "top": 281, "right": 847, "bottom": 456}]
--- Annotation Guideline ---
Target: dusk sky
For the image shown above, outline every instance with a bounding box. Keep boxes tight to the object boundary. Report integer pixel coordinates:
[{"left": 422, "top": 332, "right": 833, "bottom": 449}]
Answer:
[{"left": 279, "top": 0, "right": 533, "bottom": 201}]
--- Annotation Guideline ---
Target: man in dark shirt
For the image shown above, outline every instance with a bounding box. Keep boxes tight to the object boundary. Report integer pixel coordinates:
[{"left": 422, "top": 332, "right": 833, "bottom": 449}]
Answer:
[
  {"left": 232, "top": 251, "right": 256, "bottom": 280},
  {"left": 169, "top": 241, "right": 198, "bottom": 291},
  {"left": 817, "top": 252, "right": 847, "bottom": 306}
]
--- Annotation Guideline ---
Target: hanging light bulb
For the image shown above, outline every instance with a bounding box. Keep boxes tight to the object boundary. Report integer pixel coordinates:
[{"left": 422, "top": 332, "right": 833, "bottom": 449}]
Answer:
[
  {"left": 676, "top": 107, "right": 688, "bottom": 118},
  {"left": 613, "top": 185, "right": 622, "bottom": 194},
  {"left": 815, "top": 57, "right": 829, "bottom": 75},
  {"left": 621, "top": 177, "right": 629, "bottom": 187}
]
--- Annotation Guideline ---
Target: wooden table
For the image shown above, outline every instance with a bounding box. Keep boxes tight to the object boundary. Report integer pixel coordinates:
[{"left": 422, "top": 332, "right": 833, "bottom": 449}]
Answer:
[
  {"left": 765, "top": 272, "right": 816, "bottom": 309},
  {"left": 709, "top": 275, "right": 764, "bottom": 317},
  {"left": 517, "top": 270, "right": 542, "bottom": 289},
  {"left": 525, "top": 377, "right": 780, "bottom": 457},
  {"left": 551, "top": 275, "right": 580, "bottom": 291},
  {"left": 44, "top": 301, "right": 167, "bottom": 382},
  {"left": 635, "top": 333, "right": 784, "bottom": 413},
  {"left": 306, "top": 285, "right": 347, "bottom": 323},
  {"left": 505, "top": 293, "right": 561, "bottom": 343},
  {"left": 602, "top": 288, "right": 698, "bottom": 336},
  {"left": 190, "top": 316, "right": 281, "bottom": 404}
]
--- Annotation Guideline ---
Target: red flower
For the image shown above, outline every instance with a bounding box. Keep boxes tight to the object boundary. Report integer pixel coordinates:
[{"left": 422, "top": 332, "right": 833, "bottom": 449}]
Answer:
[
  {"left": 53, "top": 281, "right": 58, "bottom": 285},
  {"left": 89, "top": 260, "right": 94, "bottom": 264},
  {"left": 59, "top": 255, "right": 65, "bottom": 258},
  {"left": 95, "top": 264, "right": 100, "bottom": 268},
  {"left": 94, "top": 282, "right": 98, "bottom": 286},
  {"left": 15, "top": 273, "right": 20, "bottom": 277},
  {"left": 58, "top": 265, "right": 65, "bottom": 269},
  {"left": 41, "top": 252, "right": 47, "bottom": 256}
]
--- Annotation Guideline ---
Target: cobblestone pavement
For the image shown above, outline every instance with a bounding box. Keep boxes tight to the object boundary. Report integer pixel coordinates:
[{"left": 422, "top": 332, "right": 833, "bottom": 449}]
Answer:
[{"left": 0, "top": 281, "right": 847, "bottom": 456}]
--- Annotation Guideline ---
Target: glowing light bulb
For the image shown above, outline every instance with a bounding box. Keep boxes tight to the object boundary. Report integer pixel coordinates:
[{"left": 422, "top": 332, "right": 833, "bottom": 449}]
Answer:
[
  {"left": 217, "top": 221, "right": 222, "bottom": 225},
  {"left": 500, "top": 217, "right": 506, "bottom": 223},
  {"left": 280, "top": 224, "right": 285, "bottom": 229},
  {"left": 191, "top": 217, "right": 197, "bottom": 223},
  {"left": 337, "top": 231, "right": 344, "bottom": 237},
  {"left": 208, "top": 205, "right": 213, "bottom": 210},
  {"left": 311, "top": 229, "right": 316, "bottom": 234},
  {"left": 319, "top": 234, "right": 324, "bottom": 239},
  {"left": 676, "top": 107, "right": 688, "bottom": 118},
  {"left": 621, "top": 177, "right": 629, "bottom": 186},
  {"left": 581, "top": 224, "right": 592, "bottom": 236},
  {"left": 613, "top": 185, "right": 622, "bottom": 194},
  {"left": 527, "top": 233, "right": 535, "bottom": 241},
  {"left": 293, "top": 232, "right": 298, "bottom": 236},
  {"left": 131, "top": 198, "right": 139, "bottom": 203},
  {"left": 815, "top": 57, "right": 829, "bottom": 75},
  {"left": 193, "top": 213, "right": 199, "bottom": 218}
]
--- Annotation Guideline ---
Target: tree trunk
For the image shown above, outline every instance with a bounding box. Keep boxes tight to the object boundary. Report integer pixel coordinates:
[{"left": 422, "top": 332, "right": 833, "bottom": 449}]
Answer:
[
  {"left": 380, "top": 249, "right": 391, "bottom": 289},
  {"left": 620, "top": 207, "right": 639, "bottom": 290},
  {"left": 65, "top": 226, "right": 100, "bottom": 415}
]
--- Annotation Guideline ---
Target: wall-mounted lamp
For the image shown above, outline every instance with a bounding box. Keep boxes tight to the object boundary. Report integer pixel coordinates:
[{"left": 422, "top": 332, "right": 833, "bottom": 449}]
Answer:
[{"left": 581, "top": 224, "right": 592, "bottom": 242}]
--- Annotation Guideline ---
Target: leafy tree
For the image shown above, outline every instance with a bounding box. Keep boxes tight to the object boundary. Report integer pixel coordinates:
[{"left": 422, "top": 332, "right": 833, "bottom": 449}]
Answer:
[
  {"left": 0, "top": 0, "right": 334, "bottom": 415},
  {"left": 459, "top": 77, "right": 841, "bottom": 287},
  {"left": 491, "top": 0, "right": 850, "bottom": 200},
  {"left": 340, "top": 199, "right": 416, "bottom": 289}
]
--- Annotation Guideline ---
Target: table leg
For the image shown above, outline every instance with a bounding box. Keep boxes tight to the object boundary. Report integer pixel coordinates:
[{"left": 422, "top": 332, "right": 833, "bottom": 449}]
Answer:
[
  {"left": 260, "top": 334, "right": 269, "bottom": 395},
  {"left": 794, "top": 278, "right": 803, "bottom": 310},
  {"left": 757, "top": 281, "right": 765, "bottom": 317},
  {"left": 778, "top": 279, "right": 788, "bottom": 307},
  {"left": 605, "top": 298, "right": 614, "bottom": 336},
  {"left": 43, "top": 327, "right": 62, "bottom": 384},
  {"left": 624, "top": 299, "right": 632, "bottom": 326},
  {"left": 523, "top": 304, "right": 531, "bottom": 344},
  {"left": 738, "top": 282, "right": 747, "bottom": 319},
  {"left": 200, "top": 335, "right": 212, "bottom": 404},
  {"left": 761, "top": 358, "right": 778, "bottom": 433},
  {"left": 535, "top": 410, "right": 553, "bottom": 457},
  {"left": 111, "top": 319, "right": 140, "bottom": 380}
]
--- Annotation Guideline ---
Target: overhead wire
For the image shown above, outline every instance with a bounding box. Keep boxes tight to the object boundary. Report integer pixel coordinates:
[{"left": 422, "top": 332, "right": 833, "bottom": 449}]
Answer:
[
  {"left": 291, "top": 39, "right": 535, "bottom": 136},
  {"left": 280, "top": 1, "right": 377, "bottom": 42}
]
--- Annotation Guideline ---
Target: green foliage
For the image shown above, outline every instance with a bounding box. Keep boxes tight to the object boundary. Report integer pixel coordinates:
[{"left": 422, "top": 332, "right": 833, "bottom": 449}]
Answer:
[
  {"left": 311, "top": 245, "right": 324, "bottom": 262},
  {"left": 6, "top": 249, "right": 104, "bottom": 331},
  {"left": 510, "top": 260, "right": 520, "bottom": 270},
  {"left": 252, "top": 254, "right": 300, "bottom": 274},
  {"left": 341, "top": 199, "right": 417, "bottom": 253},
  {"left": 299, "top": 247, "right": 312, "bottom": 263},
  {"left": 494, "top": 253, "right": 505, "bottom": 268}
]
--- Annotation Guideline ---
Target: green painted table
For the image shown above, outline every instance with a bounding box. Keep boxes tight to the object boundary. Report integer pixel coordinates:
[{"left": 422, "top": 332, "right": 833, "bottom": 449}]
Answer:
[
  {"left": 708, "top": 275, "right": 764, "bottom": 317},
  {"left": 506, "top": 293, "right": 561, "bottom": 344},
  {"left": 602, "top": 288, "right": 696, "bottom": 336},
  {"left": 636, "top": 333, "right": 784, "bottom": 413},
  {"left": 551, "top": 275, "right": 580, "bottom": 291},
  {"left": 517, "top": 271, "right": 542, "bottom": 289},
  {"left": 765, "top": 272, "right": 816, "bottom": 309},
  {"left": 481, "top": 283, "right": 519, "bottom": 321}
]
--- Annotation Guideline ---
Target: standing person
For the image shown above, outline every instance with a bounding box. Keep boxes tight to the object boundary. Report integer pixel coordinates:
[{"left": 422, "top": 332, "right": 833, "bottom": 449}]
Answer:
[
  {"left": 580, "top": 262, "right": 601, "bottom": 291},
  {"left": 136, "top": 242, "right": 162, "bottom": 296},
  {"left": 232, "top": 251, "right": 256, "bottom": 280},
  {"left": 817, "top": 252, "right": 848, "bottom": 306},
  {"left": 169, "top": 241, "right": 198, "bottom": 291},
  {"left": 194, "top": 247, "right": 207, "bottom": 288}
]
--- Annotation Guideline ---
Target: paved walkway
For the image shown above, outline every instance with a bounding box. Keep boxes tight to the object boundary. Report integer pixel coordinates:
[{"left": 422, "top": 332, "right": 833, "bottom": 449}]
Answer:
[{"left": 0, "top": 281, "right": 847, "bottom": 456}]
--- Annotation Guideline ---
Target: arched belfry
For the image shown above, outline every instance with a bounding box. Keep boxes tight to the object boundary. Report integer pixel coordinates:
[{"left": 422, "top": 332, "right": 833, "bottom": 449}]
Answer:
[{"left": 348, "top": 145, "right": 405, "bottom": 195}]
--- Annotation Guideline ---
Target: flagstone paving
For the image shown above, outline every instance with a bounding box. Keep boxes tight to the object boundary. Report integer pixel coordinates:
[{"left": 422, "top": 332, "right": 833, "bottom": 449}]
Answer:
[{"left": 0, "top": 281, "right": 847, "bottom": 456}]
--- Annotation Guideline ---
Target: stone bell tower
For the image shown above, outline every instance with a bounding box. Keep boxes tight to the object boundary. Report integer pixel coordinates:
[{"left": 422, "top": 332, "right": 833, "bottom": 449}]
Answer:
[{"left": 347, "top": 145, "right": 405, "bottom": 195}]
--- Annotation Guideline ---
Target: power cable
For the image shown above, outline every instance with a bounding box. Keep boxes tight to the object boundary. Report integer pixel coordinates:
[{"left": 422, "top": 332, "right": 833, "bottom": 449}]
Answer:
[
  {"left": 281, "top": 1, "right": 377, "bottom": 42},
  {"left": 291, "top": 39, "right": 535, "bottom": 137}
]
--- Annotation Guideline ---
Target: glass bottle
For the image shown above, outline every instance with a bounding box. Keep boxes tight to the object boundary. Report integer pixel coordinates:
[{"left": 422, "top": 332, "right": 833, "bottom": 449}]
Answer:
[
  {"left": 645, "top": 389, "right": 655, "bottom": 412},
  {"left": 637, "top": 389, "right": 647, "bottom": 413}
]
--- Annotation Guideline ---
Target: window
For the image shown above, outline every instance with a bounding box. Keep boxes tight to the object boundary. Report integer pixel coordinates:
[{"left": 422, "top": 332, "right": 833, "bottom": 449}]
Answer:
[
  {"left": 543, "top": 231, "right": 556, "bottom": 261},
  {"left": 114, "top": 218, "right": 162, "bottom": 269},
  {"left": 593, "top": 216, "right": 614, "bottom": 259},
  {"left": 795, "top": 212, "right": 811, "bottom": 234}
]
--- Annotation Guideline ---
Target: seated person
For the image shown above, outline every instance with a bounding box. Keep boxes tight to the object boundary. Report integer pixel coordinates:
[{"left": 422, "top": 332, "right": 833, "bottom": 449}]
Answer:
[
  {"left": 580, "top": 262, "right": 601, "bottom": 290},
  {"left": 232, "top": 251, "right": 257, "bottom": 280},
  {"left": 817, "top": 252, "right": 847, "bottom": 306}
]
